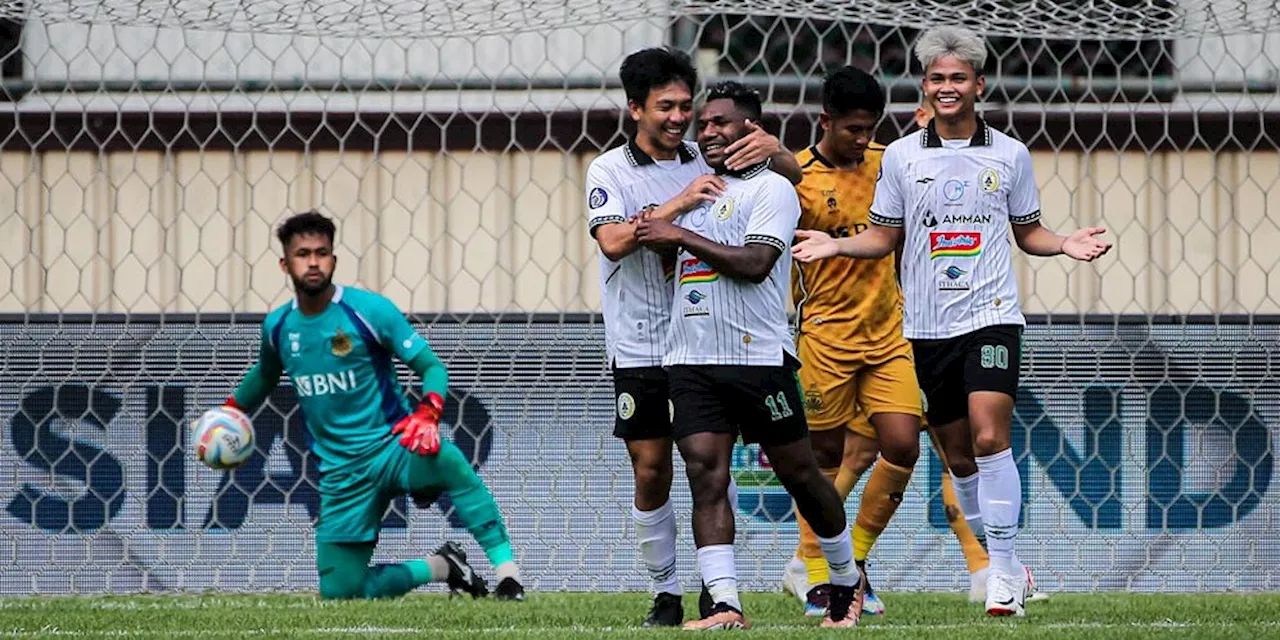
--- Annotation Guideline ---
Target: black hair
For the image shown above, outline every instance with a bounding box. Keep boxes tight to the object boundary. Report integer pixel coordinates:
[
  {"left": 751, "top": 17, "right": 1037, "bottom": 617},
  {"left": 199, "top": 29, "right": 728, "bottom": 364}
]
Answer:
[
  {"left": 619, "top": 47, "right": 698, "bottom": 106},
  {"left": 276, "top": 210, "right": 336, "bottom": 251},
  {"left": 705, "top": 80, "right": 763, "bottom": 121},
  {"left": 822, "top": 65, "right": 887, "bottom": 118}
]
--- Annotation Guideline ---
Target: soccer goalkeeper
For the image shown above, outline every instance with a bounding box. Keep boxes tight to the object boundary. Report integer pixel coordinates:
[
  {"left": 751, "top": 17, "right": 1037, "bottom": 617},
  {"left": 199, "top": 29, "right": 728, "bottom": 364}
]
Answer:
[{"left": 216, "top": 210, "right": 525, "bottom": 601}]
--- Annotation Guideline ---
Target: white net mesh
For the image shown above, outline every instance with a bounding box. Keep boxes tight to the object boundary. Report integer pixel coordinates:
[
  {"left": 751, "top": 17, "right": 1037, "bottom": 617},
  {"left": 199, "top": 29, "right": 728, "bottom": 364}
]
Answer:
[
  {"left": 4, "top": 0, "right": 1279, "bottom": 38},
  {"left": 0, "top": 0, "right": 1278, "bottom": 595}
]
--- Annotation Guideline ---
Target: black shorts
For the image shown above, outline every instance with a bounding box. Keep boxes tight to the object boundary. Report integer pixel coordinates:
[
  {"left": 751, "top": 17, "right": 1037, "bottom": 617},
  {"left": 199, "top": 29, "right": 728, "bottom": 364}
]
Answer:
[
  {"left": 667, "top": 358, "right": 809, "bottom": 446},
  {"left": 612, "top": 365, "right": 672, "bottom": 440},
  {"left": 910, "top": 324, "right": 1022, "bottom": 426}
]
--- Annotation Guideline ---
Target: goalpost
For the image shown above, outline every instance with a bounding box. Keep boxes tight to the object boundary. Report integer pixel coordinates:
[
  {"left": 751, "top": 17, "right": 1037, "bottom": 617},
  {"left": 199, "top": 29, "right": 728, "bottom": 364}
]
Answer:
[{"left": 0, "top": 0, "right": 1278, "bottom": 595}]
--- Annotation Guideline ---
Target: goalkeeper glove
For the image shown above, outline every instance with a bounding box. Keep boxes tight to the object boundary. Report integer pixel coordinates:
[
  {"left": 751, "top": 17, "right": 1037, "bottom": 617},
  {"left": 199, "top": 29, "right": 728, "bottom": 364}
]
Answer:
[{"left": 392, "top": 392, "right": 444, "bottom": 456}]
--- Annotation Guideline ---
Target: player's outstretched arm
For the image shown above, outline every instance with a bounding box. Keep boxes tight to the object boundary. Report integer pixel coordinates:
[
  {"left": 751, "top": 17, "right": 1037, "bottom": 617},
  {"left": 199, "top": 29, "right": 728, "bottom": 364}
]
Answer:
[
  {"left": 792, "top": 225, "right": 902, "bottom": 262},
  {"left": 1012, "top": 221, "right": 1112, "bottom": 261},
  {"left": 226, "top": 332, "right": 284, "bottom": 412}
]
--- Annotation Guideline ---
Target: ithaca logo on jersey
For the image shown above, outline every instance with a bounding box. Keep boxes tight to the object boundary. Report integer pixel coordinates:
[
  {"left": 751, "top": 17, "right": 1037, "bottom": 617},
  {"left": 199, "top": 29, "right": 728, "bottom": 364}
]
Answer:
[
  {"left": 683, "top": 289, "right": 710, "bottom": 317},
  {"left": 938, "top": 266, "right": 971, "bottom": 291},
  {"left": 678, "top": 258, "right": 719, "bottom": 285},
  {"left": 929, "top": 232, "right": 982, "bottom": 259},
  {"left": 588, "top": 187, "right": 608, "bottom": 209},
  {"left": 330, "top": 328, "right": 353, "bottom": 357},
  {"left": 291, "top": 370, "right": 360, "bottom": 398}
]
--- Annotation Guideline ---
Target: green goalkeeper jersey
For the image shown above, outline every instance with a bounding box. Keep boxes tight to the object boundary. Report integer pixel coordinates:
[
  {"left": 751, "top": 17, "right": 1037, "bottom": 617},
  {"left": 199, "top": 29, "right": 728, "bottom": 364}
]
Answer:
[{"left": 235, "top": 285, "right": 442, "bottom": 474}]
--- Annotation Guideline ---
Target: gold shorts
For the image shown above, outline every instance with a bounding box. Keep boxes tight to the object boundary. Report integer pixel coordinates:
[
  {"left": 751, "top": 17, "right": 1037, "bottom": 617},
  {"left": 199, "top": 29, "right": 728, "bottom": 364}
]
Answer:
[{"left": 796, "top": 334, "right": 923, "bottom": 438}]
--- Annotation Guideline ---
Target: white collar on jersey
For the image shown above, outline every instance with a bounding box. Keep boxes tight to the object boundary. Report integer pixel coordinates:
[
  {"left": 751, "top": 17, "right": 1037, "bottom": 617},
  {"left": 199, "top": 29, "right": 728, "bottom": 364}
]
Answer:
[
  {"left": 921, "top": 117, "right": 992, "bottom": 148},
  {"left": 291, "top": 284, "right": 344, "bottom": 309},
  {"left": 624, "top": 138, "right": 699, "bottom": 166}
]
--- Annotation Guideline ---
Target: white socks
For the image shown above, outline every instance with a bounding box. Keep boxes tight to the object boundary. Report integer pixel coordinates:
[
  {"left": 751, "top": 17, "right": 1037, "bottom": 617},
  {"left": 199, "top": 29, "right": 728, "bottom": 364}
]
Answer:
[
  {"left": 976, "top": 448, "right": 1022, "bottom": 576},
  {"left": 817, "top": 525, "right": 859, "bottom": 587},
  {"left": 633, "top": 500, "right": 680, "bottom": 595},
  {"left": 952, "top": 471, "right": 986, "bottom": 548},
  {"left": 697, "top": 544, "right": 741, "bottom": 612}
]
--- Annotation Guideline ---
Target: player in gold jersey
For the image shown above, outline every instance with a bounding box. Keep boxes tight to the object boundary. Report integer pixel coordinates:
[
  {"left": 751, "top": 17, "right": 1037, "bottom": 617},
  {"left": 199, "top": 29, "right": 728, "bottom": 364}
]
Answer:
[
  {"left": 781, "top": 65, "right": 921, "bottom": 617},
  {"left": 781, "top": 67, "right": 988, "bottom": 616}
]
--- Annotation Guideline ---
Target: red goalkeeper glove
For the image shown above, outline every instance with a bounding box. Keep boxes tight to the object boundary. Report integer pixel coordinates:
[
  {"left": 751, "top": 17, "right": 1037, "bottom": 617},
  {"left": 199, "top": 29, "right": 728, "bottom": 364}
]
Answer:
[{"left": 392, "top": 392, "right": 444, "bottom": 456}]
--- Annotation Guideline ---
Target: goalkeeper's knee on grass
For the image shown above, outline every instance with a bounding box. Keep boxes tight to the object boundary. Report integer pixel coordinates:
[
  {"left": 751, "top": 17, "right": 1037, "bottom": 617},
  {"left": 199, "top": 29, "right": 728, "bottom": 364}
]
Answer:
[{"left": 317, "top": 542, "right": 435, "bottom": 600}]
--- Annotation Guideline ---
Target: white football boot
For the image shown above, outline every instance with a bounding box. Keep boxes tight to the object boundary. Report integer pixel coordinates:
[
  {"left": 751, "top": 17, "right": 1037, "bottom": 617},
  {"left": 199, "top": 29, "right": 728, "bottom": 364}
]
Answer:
[{"left": 984, "top": 569, "right": 1027, "bottom": 617}]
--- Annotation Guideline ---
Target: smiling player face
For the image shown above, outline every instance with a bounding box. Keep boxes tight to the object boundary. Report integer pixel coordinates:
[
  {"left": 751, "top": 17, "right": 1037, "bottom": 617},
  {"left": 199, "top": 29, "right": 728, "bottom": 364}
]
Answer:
[
  {"left": 629, "top": 80, "right": 694, "bottom": 156},
  {"left": 923, "top": 54, "right": 984, "bottom": 124},
  {"left": 280, "top": 232, "right": 336, "bottom": 297},
  {"left": 696, "top": 97, "right": 749, "bottom": 171}
]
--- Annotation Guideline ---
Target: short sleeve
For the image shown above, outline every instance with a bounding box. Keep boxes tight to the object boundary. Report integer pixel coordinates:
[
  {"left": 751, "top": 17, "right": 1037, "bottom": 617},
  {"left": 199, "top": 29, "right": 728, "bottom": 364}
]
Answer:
[
  {"left": 585, "top": 159, "right": 628, "bottom": 237},
  {"left": 868, "top": 144, "right": 905, "bottom": 228},
  {"left": 364, "top": 294, "right": 430, "bottom": 363},
  {"left": 1008, "top": 144, "right": 1042, "bottom": 225},
  {"left": 744, "top": 177, "right": 801, "bottom": 252}
]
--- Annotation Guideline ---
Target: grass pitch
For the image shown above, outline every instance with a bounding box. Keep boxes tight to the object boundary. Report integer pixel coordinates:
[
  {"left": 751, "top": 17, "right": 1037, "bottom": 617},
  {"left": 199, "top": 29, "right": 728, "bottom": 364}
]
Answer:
[{"left": 3, "top": 591, "right": 1278, "bottom": 639}]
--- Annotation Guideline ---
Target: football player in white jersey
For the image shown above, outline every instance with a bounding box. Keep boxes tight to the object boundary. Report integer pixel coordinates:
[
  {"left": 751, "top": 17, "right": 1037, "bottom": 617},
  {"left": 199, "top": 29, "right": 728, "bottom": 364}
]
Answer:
[
  {"left": 636, "top": 81, "right": 865, "bottom": 630},
  {"left": 792, "top": 27, "right": 1110, "bottom": 617},
  {"left": 585, "top": 47, "right": 803, "bottom": 628}
]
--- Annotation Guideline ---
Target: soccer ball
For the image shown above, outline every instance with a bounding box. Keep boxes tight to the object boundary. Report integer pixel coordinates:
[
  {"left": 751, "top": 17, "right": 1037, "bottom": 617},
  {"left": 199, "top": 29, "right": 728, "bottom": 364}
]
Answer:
[{"left": 193, "top": 406, "right": 256, "bottom": 469}]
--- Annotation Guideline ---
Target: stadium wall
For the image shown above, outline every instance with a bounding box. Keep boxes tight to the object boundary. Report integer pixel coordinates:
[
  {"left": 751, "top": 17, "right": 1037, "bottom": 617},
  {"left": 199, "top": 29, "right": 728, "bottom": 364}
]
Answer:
[{"left": 2, "top": 129, "right": 1279, "bottom": 316}]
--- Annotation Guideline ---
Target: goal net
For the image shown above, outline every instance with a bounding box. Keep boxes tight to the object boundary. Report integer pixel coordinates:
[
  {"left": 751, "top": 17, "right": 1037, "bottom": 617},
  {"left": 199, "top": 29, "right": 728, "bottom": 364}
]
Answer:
[{"left": 0, "top": 0, "right": 1277, "bottom": 595}]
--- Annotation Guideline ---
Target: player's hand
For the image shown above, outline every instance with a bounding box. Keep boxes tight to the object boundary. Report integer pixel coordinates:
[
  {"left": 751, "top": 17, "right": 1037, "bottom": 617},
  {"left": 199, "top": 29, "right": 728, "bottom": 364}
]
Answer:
[
  {"left": 628, "top": 203, "right": 659, "bottom": 221},
  {"left": 723, "top": 119, "right": 779, "bottom": 170},
  {"left": 636, "top": 213, "right": 685, "bottom": 249},
  {"left": 675, "top": 175, "right": 726, "bottom": 213},
  {"left": 1062, "top": 227, "right": 1112, "bottom": 262},
  {"left": 392, "top": 392, "right": 444, "bottom": 456},
  {"left": 791, "top": 229, "right": 840, "bottom": 263}
]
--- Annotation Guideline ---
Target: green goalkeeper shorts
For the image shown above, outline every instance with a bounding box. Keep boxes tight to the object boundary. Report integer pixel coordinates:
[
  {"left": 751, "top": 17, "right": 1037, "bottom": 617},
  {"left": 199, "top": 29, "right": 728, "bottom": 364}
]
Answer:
[{"left": 314, "top": 438, "right": 475, "bottom": 544}]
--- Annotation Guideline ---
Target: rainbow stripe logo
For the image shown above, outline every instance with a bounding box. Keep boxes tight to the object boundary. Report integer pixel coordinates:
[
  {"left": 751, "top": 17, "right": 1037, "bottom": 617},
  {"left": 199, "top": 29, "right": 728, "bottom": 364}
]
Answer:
[
  {"left": 929, "top": 232, "right": 982, "bottom": 259},
  {"left": 679, "top": 258, "right": 719, "bottom": 285}
]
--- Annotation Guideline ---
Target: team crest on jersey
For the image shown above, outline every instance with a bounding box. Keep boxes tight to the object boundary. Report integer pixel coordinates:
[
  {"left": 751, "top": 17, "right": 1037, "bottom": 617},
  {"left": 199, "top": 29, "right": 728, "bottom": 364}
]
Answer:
[
  {"left": 589, "top": 187, "right": 608, "bottom": 209},
  {"left": 288, "top": 332, "right": 301, "bottom": 356},
  {"left": 929, "top": 231, "right": 982, "bottom": 259},
  {"left": 713, "top": 197, "right": 736, "bottom": 221},
  {"left": 679, "top": 258, "right": 719, "bottom": 285},
  {"left": 979, "top": 168, "right": 1000, "bottom": 193},
  {"left": 617, "top": 392, "right": 636, "bottom": 420},
  {"left": 804, "top": 385, "right": 824, "bottom": 414},
  {"left": 331, "top": 328, "right": 353, "bottom": 357}
]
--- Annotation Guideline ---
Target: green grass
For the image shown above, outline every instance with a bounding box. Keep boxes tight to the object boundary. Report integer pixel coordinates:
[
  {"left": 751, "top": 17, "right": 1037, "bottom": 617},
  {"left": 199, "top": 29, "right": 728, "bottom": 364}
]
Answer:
[{"left": 2, "top": 592, "right": 1278, "bottom": 639}]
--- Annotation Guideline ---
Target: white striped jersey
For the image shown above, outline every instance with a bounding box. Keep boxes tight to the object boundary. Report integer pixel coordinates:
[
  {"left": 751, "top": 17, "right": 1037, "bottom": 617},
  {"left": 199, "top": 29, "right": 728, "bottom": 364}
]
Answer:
[
  {"left": 586, "top": 139, "right": 711, "bottom": 368},
  {"left": 663, "top": 162, "right": 800, "bottom": 367},
  {"left": 869, "top": 119, "right": 1040, "bottom": 340}
]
